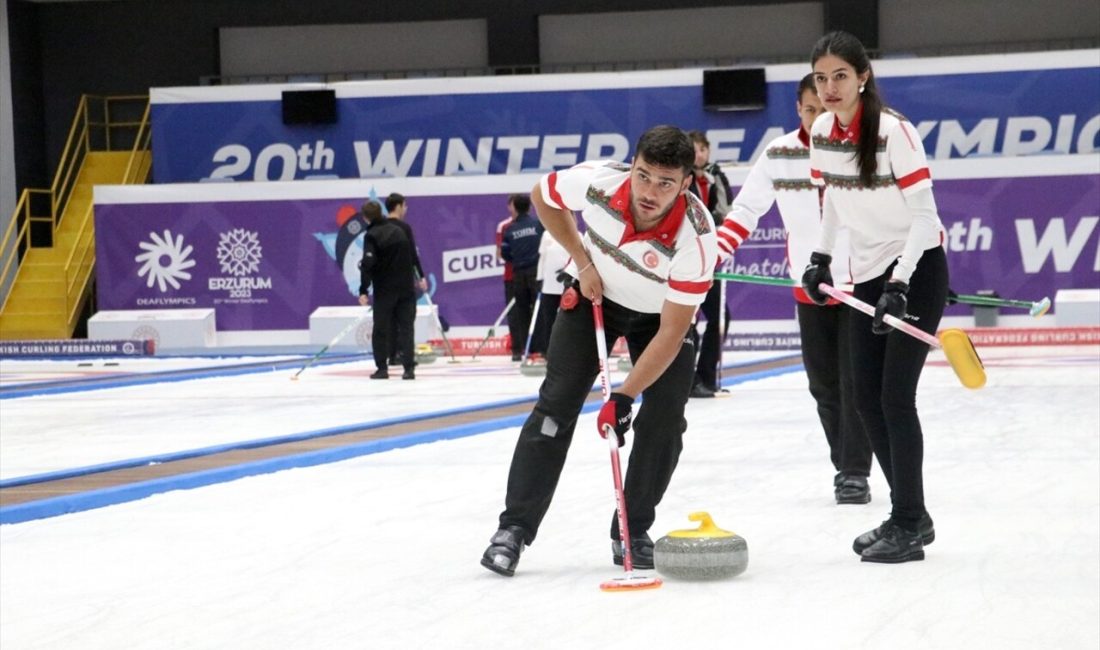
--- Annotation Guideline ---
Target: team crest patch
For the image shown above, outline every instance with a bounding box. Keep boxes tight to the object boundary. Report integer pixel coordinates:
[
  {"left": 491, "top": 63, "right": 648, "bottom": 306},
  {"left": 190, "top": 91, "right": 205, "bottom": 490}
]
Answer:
[
  {"left": 643, "top": 250, "right": 659, "bottom": 269},
  {"left": 589, "top": 231, "right": 666, "bottom": 284}
]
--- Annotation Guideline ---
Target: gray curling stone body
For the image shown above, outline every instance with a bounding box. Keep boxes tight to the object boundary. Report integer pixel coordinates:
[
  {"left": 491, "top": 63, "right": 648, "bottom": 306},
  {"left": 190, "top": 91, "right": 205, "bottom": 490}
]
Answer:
[{"left": 654, "top": 512, "right": 748, "bottom": 580}]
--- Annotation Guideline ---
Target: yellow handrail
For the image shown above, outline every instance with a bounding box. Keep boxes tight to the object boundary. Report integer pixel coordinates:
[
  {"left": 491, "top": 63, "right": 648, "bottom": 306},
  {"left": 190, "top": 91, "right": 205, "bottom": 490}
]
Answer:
[
  {"left": 62, "top": 98, "right": 153, "bottom": 330},
  {"left": 50, "top": 95, "right": 91, "bottom": 224},
  {"left": 0, "top": 188, "right": 53, "bottom": 313},
  {"left": 62, "top": 99, "right": 153, "bottom": 330},
  {"left": 121, "top": 102, "right": 153, "bottom": 185},
  {"left": 1, "top": 94, "right": 151, "bottom": 336}
]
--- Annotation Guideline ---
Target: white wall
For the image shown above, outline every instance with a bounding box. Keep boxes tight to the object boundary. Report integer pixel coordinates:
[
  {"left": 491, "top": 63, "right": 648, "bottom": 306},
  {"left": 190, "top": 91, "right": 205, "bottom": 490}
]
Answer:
[
  {"left": 539, "top": 3, "right": 823, "bottom": 65},
  {"left": 881, "top": 0, "right": 1100, "bottom": 52},
  {"left": 219, "top": 20, "right": 489, "bottom": 77}
]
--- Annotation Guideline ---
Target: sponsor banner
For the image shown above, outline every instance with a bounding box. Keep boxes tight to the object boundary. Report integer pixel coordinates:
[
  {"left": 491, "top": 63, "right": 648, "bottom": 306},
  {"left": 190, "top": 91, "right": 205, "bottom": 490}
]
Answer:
[
  {"left": 428, "top": 328, "right": 1100, "bottom": 355},
  {"left": 962, "top": 326, "right": 1100, "bottom": 346},
  {"left": 427, "top": 337, "right": 509, "bottom": 356},
  {"left": 426, "top": 336, "right": 630, "bottom": 356},
  {"left": 93, "top": 156, "right": 1100, "bottom": 330},
  {"left": 0, "top": 340, "right": 155, "bottom": 357},
  {"left": 727, "top": 332, "right": 802, "bottom": 351},
  {"left": 150, "top": 51, "right": 1100, "bottom": 183},
  {"left": 426, "top": 328, "right": 1100, "bottom": 355}
]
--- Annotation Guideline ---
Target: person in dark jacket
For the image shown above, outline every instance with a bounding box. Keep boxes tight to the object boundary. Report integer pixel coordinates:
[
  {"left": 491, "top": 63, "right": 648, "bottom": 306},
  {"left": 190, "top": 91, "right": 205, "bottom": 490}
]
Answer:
[
  {"left": 384, "top": 193, "right": 427, "bottom": 292},
  {"left": 383, "top": 193, "right": 427, "bottom": 366},
  {"left": 501, "top": 194, "right": 544, "bottom": 361},
  {"left": 685, "top": 130, "right": 733, "bottom": 398},
  {"left": 359, "top": 201, "right": 418, "bottom": 380}
]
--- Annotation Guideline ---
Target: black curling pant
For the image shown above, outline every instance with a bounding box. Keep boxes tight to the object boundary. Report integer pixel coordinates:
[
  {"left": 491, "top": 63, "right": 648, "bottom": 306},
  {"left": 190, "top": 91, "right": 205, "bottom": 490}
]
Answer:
[
  {"left": 498, "top": 296, "right": 696, "bottom": 544},
  {"left": 692, "top": 280, "right": 727, "bottom": 390},
  {"left": 528, "top": 292, "right": 562, "bottom": 356},
  {"left": 371, "top": 291, "right": 416, "bottom": 371},
  {"left": 508, "top": 268, "right": 539, "bottom": 356},
  {"left": 850, "top": 247, "right": 948, "bottom": 531},
  {"left": 797, "top": 301, "right": 872, "bottom": 477}
]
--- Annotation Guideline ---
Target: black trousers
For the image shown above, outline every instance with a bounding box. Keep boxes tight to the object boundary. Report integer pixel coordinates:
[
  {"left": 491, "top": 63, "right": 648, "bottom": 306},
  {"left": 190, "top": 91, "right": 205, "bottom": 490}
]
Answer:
[
  {"left": 371, "top": 291, "right": 416, "bottom": 371},
  {"left": 850, "top": 247, "right": 948, "bottom": 530},
  {"left": 508, "top": 268, "right": 539, "bottom": 355},
  {"left": 528, "top": 292, "right": 562, "bottom": 356},
  {"left": 797, "top": 301, "right": 872, "bottom": 476},
  {"left": 692, "top": 280, "right": 727, "bottom": 390},
  {"left": 498, "top": 296, "right": 696, "bottom": 543}
]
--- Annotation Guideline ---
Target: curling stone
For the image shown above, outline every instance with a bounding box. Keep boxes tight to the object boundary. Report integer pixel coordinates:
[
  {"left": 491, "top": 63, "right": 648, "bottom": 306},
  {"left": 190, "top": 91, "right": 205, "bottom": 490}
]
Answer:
[
  {"left": 518, "top": 355, "right": 548, "bottom": 376},
  {"left": 654, "top": 512, "right": 748, "bottom": 580},
  {"left": 617, "top": 356, "right": 633, "bottom": 372},
  {"left": 415, "top": 343, "right": 438, "bottom": 364}
]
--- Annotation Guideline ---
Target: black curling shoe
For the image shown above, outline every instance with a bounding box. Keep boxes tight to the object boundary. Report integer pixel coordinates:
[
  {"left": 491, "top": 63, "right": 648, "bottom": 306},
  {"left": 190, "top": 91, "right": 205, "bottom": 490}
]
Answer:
[
  {"left": 860, "top": 522, "right": 925, "bottom": 563},
  {"left": 853, "top": 513, "right": 935, "bottom": 555},
  {"left": 611, "top": 532, "right": 655, "bottom": 570},
  {"left": 480, "top": 526, "right": 528, "bottom": 577},
  {"left": 835, "top": 475, "right": 871, "bottom": 504}
]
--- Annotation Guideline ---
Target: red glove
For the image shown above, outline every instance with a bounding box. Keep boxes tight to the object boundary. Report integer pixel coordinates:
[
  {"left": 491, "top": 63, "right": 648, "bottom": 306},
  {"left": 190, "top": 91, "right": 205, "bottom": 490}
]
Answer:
[{"left": 597, "top": 392, "right": 634, "bottom": 447}]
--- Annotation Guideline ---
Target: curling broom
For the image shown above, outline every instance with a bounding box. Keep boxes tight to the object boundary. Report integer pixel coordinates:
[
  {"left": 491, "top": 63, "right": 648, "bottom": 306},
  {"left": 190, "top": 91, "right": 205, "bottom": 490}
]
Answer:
[
  {"left": 593, "top": 302, "right": 663, "bottom": 592},
  {"left": 818, "top": 283, "right": 986, "bottom": 389}
]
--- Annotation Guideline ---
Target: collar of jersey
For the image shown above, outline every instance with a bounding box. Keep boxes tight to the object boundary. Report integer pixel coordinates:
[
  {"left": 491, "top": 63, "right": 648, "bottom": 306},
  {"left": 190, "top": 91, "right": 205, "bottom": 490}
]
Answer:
[
  {"left": 797, "top": 126, "right": 811, "bottom": 147},
  {"left": 829, "top": 101, "right": 863, "bottom": 143},
  {"left": 609, "top": 178, "right": 686, "bottom": 246}
]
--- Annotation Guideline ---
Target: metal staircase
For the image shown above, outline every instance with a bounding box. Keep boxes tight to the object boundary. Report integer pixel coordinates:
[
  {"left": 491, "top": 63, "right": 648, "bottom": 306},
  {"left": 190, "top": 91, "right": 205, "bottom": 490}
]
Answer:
[{"left": 0, "top": 95, "right": 152, "bottom": 340}]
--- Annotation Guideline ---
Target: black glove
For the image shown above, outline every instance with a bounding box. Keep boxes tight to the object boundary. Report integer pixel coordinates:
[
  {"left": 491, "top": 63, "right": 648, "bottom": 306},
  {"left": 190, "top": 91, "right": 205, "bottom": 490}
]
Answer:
[
  {"left": 946, "top": 288, "right": 959, "bottom": 305},
  {"left": 597, "top": 392, "right": 634, "bottom": 447},
  {"left": 801, "top": 252, "right": 833, "bottom": 306},
  {"left": 873, "top": 280, "right": 909, "bottom": 335}
]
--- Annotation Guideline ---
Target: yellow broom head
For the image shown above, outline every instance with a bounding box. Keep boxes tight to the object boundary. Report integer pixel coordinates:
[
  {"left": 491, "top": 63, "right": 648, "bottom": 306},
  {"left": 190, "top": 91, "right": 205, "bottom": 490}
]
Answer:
[{"left": 938, "top": 329, "right": 987, "bottom": 389}]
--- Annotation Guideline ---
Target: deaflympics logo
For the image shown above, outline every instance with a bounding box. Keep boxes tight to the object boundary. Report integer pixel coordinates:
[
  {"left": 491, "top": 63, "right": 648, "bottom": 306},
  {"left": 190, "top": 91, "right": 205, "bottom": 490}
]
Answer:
[{"left": 135, "top": 229, "right": 196, "bottom": 292}]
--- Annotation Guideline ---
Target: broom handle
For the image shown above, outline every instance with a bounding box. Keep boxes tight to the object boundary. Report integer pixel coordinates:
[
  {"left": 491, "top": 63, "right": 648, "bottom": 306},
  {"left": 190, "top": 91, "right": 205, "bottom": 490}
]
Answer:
[
  {"left": 417, "top": 275, "right": 456, "bottom": 363},
  {"left": 593, "top": 302, "right": 636, "bottom": 574},
  {"left": 291, "top": 309, "right": 369, "bottom": 380},
  {"left": 714, "top": 272, "right": 1048, "bottom": 314},
  {"left": 471, "top": 297, "right": 516, "bottom": 360},
  {"left": 817, "top": 283, "right": 942, "bottom": 350}
]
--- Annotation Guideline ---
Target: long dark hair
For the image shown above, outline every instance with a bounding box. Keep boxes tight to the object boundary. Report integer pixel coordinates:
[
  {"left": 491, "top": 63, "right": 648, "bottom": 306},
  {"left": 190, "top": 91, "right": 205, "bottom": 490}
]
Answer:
[{"left": 811, "top": 31, "right": 883, "bottom": 188}]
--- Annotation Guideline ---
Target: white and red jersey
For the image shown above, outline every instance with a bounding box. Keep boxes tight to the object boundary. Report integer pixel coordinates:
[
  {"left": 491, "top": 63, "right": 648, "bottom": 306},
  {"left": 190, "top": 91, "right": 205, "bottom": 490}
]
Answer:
[
  {"left": 717, "top": 127, "right": 852, "bottom": 303},
  {"left": 809, "top": 105, "right": 945, "bottom": 284},
  {"left": 539, "top": 160, "right": 718, "bottom": 314},
  {"left": 537, "top": 231, "right": 571, "bottom": 296}
]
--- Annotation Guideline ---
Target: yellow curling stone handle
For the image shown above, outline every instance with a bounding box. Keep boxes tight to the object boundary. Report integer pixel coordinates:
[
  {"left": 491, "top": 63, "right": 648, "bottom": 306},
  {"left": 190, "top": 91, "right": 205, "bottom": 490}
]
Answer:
[{"left": 666, "top": 512, "right": 736, "bottom": 538}]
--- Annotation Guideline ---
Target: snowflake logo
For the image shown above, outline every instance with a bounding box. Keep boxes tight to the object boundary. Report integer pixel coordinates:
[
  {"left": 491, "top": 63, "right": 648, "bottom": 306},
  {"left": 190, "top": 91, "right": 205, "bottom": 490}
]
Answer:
[
  {"left": 135, "top": 229, "right": 196, "bottom": 292},
  {"left": 217, "top": 229, "right": 263, "bottom": 277}
]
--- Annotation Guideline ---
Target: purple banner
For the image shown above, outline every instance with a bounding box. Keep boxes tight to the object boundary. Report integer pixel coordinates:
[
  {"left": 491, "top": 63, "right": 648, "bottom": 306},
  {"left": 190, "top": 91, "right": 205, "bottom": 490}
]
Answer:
[
  {"left": 94, "top": 164, "right": 1100, "bottom": 330},
  {"left": 725, "top": 170, "right": 1100, "bottom": 320},
  {"left": 95, "top": 192, "right": 517, "bottom": 330}
]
